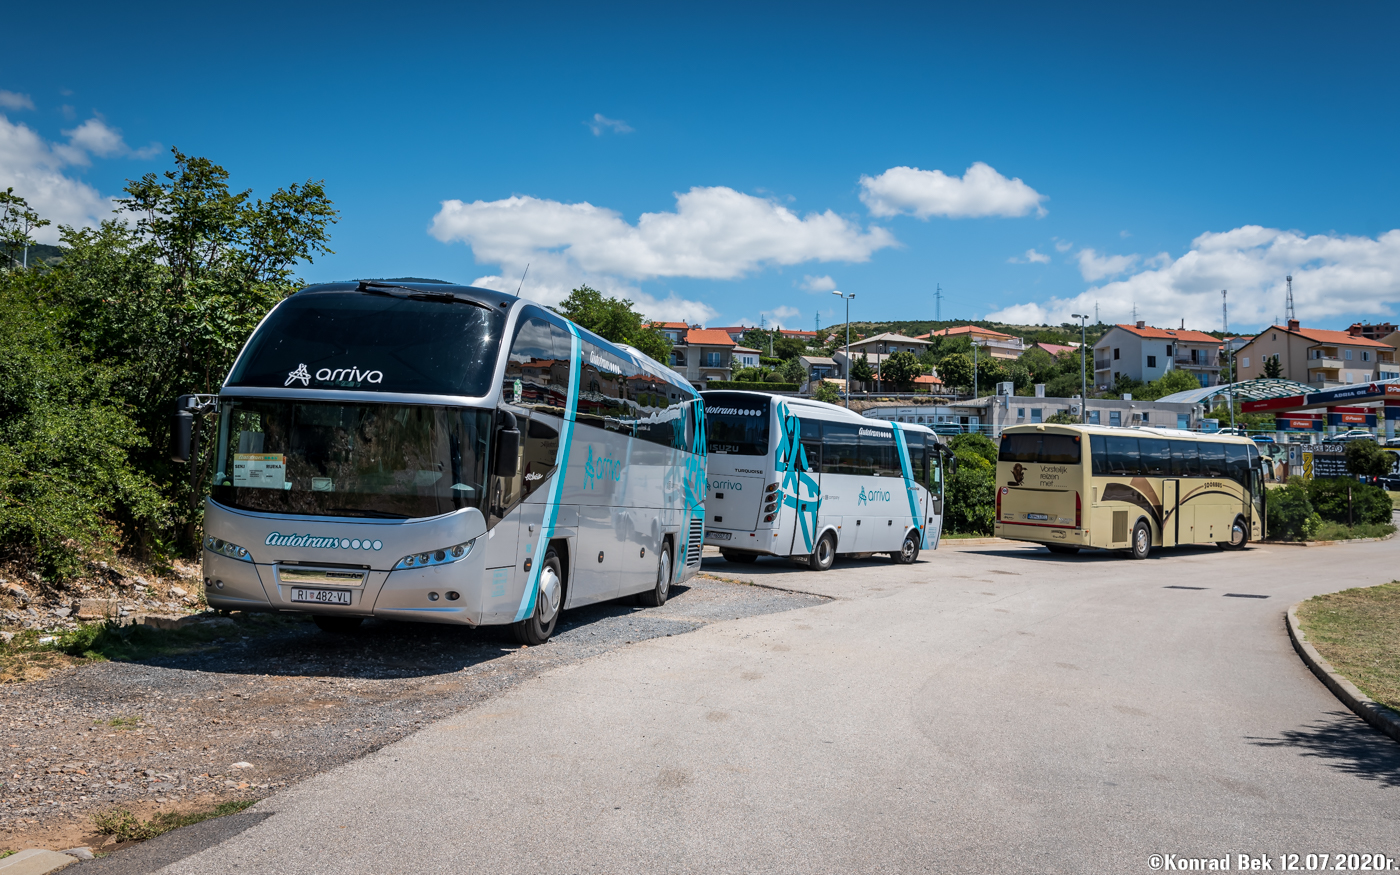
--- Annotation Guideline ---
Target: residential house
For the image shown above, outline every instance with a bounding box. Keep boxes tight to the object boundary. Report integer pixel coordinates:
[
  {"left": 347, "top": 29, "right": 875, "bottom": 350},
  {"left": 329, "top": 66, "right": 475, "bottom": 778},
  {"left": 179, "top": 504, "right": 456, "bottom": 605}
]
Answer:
[
  {"left": 799, "top": 355, "right": 841, "bottom": 384},
  {"left": 1380, "top": 331, "right": 1400, "bottom": 379},
  {"left": 1093, "top": 322, "right": 1222, "bottom": 389},
  {"left": 652, "top": 321, "right": 691, "bottom": 345},
  {"left": 1347, "top": 322, "right": 1397, "bottom": 341},
  {"left": 946, "top": 395, "right": 1200, "bottom": 437},
  {"left": 731, "top": 346, "right": 761, "bottom": 369},
  {"left": 710, "top": 326, "right": 750, "bottom": 344},
  {"left": 832, "top": 332, "right": 932, "bottom": 383},
  {"left": 919, "top": 325, "right": 1026, "bottom": 359},
  {"left": 1234, "top": 320, "right": 1397, "bottom": 387},
  {"left": 1029, "top": 342, "right": 1079, "bottom": 358},
  {"left": 668, "top": 327, "right": 736, "bottom": 387}
]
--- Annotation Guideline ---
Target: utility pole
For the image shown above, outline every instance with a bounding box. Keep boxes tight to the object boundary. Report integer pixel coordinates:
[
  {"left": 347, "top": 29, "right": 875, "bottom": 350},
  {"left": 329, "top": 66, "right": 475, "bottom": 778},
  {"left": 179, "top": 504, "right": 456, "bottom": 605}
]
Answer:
[
  {"left": 973, "top": 341, "right": 980, "bottom": 400},
  {"left": 1223, "top": 289, "right": 1235, "bottom": 431},
  {"left": 1285, "top": 274, "right": 1295, "bottom": 323},
  {"left": 1095, "top": 301, "right": 1099, "bottom": 324},
  {"left": 935, "top": 283, "right": 943, "bottom": 323},
  {"left": 833, "top": 290, "right": 854, "bottom": 408},
  {"left": 1072, "top": 314, "right": 1088, "bottom": 423}
]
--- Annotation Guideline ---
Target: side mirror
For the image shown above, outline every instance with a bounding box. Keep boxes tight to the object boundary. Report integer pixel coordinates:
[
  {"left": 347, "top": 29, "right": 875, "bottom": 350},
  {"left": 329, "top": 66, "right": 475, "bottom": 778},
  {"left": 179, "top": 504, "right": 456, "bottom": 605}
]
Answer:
[
  {"left": 495, "top": 411, "right": 521, "bottom": 477},
  {"left": 171, "top": 405, "right": 194, "bottom": 463}
]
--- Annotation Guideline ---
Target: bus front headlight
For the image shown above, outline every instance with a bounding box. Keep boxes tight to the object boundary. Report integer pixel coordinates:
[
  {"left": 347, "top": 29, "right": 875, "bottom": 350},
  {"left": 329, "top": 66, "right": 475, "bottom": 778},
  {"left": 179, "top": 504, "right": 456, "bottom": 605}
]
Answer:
[
  {"left": 395, "top": 539, "right": 476, "bottom": 570},
  {"left": 205, "top": 537, "right": 253, "bottom": 562}
]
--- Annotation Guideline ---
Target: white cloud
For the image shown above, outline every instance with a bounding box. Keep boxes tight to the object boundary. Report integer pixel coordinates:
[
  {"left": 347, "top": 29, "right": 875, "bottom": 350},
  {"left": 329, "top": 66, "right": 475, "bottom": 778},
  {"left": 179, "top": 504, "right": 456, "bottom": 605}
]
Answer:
[
  {"left": 801, "top": 273, "right": 837, "bottom": 292},
  {"left": 1009, "top": 248, "right": 1051, "bottom": 264},
  {"left": 1120, "top": 230, "right": 1132, "bottom": 238},
  {"left": 431, "top": 187, "right": 895, "bottom": 284},
  {"left": 0, "top": 113, "right": 115, "bottom": 243},
  {"left": 1054, "top": 238, "right": 1073, "bottom": 252},
  {"left": 1075, "top": 248, "right": 1139, "bottom": 281},
  {"left": 858, "top": 162, "right": 1047, "bottom": 219},
  {"left": 0, "top": 91, "right": 34, "bottom": 111},
  {"left": 761, "top": 305, "right": 800, "bottom": 327},
  {"left": 587, "top": 113, "right": 633, "bottom": 136},
  {"left": 986, "top": 226, "right": 1400, "bottom": 330}
]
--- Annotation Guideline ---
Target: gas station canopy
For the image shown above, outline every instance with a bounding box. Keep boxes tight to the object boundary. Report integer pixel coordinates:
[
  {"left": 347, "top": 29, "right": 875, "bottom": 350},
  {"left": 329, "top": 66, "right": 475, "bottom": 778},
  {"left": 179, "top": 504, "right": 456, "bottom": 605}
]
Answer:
[{"left": 1156, "top": 378, "right": 1316, "bottom": 406}]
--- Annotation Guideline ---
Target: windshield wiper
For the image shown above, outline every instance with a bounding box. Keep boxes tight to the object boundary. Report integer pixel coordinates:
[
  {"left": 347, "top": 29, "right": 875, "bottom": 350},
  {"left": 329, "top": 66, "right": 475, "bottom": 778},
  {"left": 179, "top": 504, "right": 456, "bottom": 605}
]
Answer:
[
  {"left": 355, "top": 280, "right": 495, "bottom": 312},
  {"left": 326, "top": 507, "right": 411, "bottom": 519}
]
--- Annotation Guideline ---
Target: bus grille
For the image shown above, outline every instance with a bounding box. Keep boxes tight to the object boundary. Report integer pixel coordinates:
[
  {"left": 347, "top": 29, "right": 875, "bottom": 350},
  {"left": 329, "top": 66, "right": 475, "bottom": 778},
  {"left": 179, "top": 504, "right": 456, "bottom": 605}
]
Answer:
[{"left": 685, "top": 517, "right": 704, "bottom": 568}]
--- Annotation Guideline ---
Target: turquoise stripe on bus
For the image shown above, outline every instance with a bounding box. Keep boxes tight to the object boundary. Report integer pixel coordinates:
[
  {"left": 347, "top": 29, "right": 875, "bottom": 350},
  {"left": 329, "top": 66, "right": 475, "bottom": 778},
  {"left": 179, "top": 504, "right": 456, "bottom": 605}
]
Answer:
[
  {"left": 514, "top": 322, "right": 582, "bottom": 623},
  {"left": 774, "top": 400, "right": 820, "bottom": 552},
  {"left": 892, "top": 425, "right": 924, "bottom": 548}
]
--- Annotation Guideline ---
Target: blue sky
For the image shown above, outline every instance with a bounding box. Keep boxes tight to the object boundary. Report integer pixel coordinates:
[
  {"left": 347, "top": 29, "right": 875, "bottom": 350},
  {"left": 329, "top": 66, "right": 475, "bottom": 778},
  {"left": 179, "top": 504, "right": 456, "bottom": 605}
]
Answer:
[{"left": 4, "top": 1, "right": 1399, "bottom": 333}]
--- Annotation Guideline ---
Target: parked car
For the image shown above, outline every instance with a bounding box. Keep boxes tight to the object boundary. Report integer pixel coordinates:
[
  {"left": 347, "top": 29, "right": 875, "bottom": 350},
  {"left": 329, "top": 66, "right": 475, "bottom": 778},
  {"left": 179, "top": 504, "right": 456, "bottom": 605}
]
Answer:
[
  {"left": 1336, "top": 429, "right": 1377, "bottom": 442},
  {"left": 1377, "top": 474, "right": 1400, "bottom": 492},
  {"left": 1250, "top": 435, "right": 1275, "bottom": 444},
  {"left": 1384, "top": 437, "right": 1400, "bottom": 448}
]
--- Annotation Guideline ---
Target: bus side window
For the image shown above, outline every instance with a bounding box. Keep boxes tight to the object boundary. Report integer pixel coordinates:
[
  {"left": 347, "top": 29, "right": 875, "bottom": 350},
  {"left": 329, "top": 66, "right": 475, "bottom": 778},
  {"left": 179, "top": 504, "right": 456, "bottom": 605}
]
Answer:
[
  {"left": 1104, "top": 435, "right": 1142, "bottom": 476},
  {"left": 799, "top": 417, "right": 822, "bottom": 473},
  {"left": 503, "top": 316, "right": 558, "bottom": 412},
  {"left": 823, "top": 423, "right": 860, "bottom": 475},
  {"left": 1198, "top": 443, "right": 1227, "bottom": 478},
  {"left": 1138, "top": 438, "right": 1170, "bottom": 476},
  {"left": 521, "top": 417, "right": 559, "bottom": 499},
  {"left": 1170, "top": 440, "right": 1199, "bottom": 477},
  {"left": 1224, "top": 444, "right": 1250, "bottom": 486},
  {"left": 904, "top": 431, "right": 924, "bottom": 483},
  {"left": 1089, "top": 435, "right": 1107, "bottom": 476}
]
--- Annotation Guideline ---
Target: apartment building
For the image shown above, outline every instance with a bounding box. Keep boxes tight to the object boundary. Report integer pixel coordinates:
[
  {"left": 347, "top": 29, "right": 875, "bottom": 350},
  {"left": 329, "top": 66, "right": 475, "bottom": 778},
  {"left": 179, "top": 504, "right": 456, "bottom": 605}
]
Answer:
[
  {"left": 1093, "top": 322, "right": 1222, "bottom": 389},
  {"left": 1234, "top": 320, "right": 1397, "bottom": 386},
  {"left": 832, "top": 332, "right": 931, "bottom": 382},
  {"left": 668, "top": 327, "right": 735, "bottom": 386},
  {"left": 918, "top": 325, "right": 1026, "bottom": 359}
]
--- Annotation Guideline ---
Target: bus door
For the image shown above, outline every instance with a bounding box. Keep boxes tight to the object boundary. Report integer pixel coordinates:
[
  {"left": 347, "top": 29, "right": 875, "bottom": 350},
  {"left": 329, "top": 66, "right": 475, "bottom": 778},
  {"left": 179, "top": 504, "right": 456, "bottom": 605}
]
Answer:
[
  {"left": 924, "top": 443, "right": 946, "bottom": 550},
  {"left": 786, "top": 416, "right": 824, "bottom": 556},
  {"left": 1161, "top": 479, "right": 1180, "bottom": 547}
]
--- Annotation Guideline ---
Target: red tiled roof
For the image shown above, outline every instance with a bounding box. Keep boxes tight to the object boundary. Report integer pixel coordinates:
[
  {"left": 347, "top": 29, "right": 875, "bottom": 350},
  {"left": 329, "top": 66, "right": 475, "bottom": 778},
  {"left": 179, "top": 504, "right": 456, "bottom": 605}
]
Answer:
[
  {"left": 1270, "top": 325, "right": 1391, "bottom": 348},
  {"left": 1110, "top": 323, "right": 1221, "bottom": 343},
  {"left": 684, "top": 328, "right": 737, "bottom": 347},
  {"left": 780, "top": 329, "right": 819, "bottom": 338},
  {"left": 652, "top": 321, "right": 689, "bottom": 330},
  {"left": 1034, "top": 343, "right": 1077, "bottom": 356},
  {"left": 913, "top": 374, "right": 943, "bottom": 384},
  {"left": 921, "top": 325, "right": 1016, "bottom": 339}
]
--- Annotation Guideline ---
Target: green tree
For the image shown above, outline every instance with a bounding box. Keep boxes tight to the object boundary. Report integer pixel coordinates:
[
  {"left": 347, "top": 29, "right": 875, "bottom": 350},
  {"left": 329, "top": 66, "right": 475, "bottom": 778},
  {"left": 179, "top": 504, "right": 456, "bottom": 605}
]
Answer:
[
  {"left": 778, "top": 356, "right": 807, "bottom": 384},
  {"left": 944, "top": 433, "right": 998, "bottom": 535},
  {"left": 850, "top": 353, "right": 874, "bottom": 384},
  {"left": 1345, "top": 440, "right": 1394, "bottom": 479},
  {"left": 0, "top": 188, "right": 50, "bottom": 269},
  {"left": 812, "top": 380, "right": 841, "bottom": 404},
  {"left": 1263, "top": 354, "right": 1283, "bottom": 378},
  {"left": 880, "top": 350, "right": 922, "bottom": 387},
  {"left": 1045, "top": 412, "right": 1080, "bottom": 425},
  {"left": 1136, "top": 368, "right": 1201, "bottom": 401},
  {"left": 1265, "top": 480, "right": 1321, "bottom": 541},
  {"left": 554, "top": 285, "right": 672, "bottom": 363},
  {"left": 773, "top": 335, "right": 808, "bottom": 361},
  {"left": 936, "top": 353, "right": 972, "bottom": 391}
]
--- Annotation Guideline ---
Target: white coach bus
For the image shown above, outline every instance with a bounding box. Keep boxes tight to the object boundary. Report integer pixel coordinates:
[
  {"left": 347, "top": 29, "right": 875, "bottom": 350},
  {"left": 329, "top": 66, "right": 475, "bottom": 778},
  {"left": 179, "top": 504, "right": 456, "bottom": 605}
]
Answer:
[
  {"left": 174, "top": 280, "right": 707, "bottom": 645},
  {"left": 699, "top": 390, "right": 951, "bottom": 570}
]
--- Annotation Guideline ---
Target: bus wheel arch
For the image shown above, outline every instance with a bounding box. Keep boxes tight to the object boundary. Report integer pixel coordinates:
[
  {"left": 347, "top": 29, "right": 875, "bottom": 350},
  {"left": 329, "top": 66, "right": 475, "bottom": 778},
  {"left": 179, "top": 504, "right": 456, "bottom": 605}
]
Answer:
[
  {"left": 513, "top": 545, "right": 565, "bottom": 645},
  {"left": 638, "top": 537, "right": 673, "bottom": 607},
  {"left": 1129, "top": 518, "right": 1152, "bottom": 560},
  {"left": 808, "top": 530, "right": 837, "bottom": 572},
  {"left": 891, "top": 529, "right": 920, "bottom": 564},
  {"left": 1219, "top": 515, "right": 1249, "bottom": 550}
]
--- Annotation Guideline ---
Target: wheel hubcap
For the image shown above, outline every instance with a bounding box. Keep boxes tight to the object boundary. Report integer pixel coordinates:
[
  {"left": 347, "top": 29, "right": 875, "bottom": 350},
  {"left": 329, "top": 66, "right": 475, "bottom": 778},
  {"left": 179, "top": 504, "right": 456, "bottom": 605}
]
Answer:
[
  {"left": 903, "top": 539, "right": 915, "bottom": 561},
  {"left": 1136, "top": 529, "right": 1147, "bottom": 553},
  {"left": 657, "top": 551, "right": 670, "bottom": 597},
  {"left": 538, "top": 567, "right": 561, "bottom": 623},
  {"left": 1232, "top": 523, "right": 1246, "bottom": 546},
  {"left": 818, "top": 539, "right": 832, "bottom": 564}
]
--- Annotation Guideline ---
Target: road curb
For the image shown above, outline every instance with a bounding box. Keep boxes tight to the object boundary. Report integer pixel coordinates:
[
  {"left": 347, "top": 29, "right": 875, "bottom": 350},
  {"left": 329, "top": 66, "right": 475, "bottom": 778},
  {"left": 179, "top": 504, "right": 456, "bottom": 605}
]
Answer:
[
  {"left": 1286, "top": 601, "right": 1400, "bottom": 745},
  {"left": 940, "top": 537, "right": 1018, "bottom": 547},
  {"left": 1265, "top": 531, "right": 1397, "bottom": 547}
]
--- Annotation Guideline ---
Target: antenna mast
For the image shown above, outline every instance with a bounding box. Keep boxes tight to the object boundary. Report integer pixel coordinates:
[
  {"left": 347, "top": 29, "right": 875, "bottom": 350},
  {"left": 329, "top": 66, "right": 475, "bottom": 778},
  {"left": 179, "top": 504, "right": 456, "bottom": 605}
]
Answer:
[
  {"left": 1285, "top": 274, "right": 1295, "bottom": 323},
  {"left": 935, "top": 283, "right": 943, "bottom": 322}
]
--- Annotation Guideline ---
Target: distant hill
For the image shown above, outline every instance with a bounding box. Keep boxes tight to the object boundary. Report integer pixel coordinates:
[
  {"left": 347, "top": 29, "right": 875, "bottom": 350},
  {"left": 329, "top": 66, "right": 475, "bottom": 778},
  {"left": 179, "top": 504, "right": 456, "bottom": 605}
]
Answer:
[{"left": 1, "top": 243, "right": 64, "bottom": 269}]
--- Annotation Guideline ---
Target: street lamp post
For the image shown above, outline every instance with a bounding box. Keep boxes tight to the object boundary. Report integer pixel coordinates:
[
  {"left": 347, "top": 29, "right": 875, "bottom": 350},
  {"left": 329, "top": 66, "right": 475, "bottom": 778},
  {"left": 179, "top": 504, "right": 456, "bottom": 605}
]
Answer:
[
  {"left": 1071, "top": 313, "right": 1088, "bottom": 423},
  {"left": 832, "top": 290, "right": 854, "bottom": 408},
  {"left": 972, "top": 340, "right": 980, "bottom": 399}
]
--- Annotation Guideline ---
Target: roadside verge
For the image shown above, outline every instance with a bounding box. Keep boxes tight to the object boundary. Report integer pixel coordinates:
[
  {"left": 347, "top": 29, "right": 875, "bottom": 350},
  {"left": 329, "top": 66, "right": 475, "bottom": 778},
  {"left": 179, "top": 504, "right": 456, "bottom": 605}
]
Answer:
[{"left": 1286, "top": 602, "right": 1400, "bottom": 744}]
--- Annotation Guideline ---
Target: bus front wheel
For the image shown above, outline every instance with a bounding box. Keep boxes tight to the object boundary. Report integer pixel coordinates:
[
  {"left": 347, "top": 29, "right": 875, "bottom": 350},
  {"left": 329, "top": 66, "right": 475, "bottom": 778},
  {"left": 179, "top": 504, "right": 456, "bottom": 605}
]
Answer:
[
  {"left": 891, "top": 531, "right": 920, "bottom": 564},
  {"left": 513, "top": 549, "right": 562, "bottom": 645},
  {"left": 1218, "top": 516, "right": 1249, "bottom": 550},
  {"left": 1129, "top": 521, "right": 1151, "bottom": 560},
  {"left": 808, "top": 532, "right": 837, "bottom": 572}
]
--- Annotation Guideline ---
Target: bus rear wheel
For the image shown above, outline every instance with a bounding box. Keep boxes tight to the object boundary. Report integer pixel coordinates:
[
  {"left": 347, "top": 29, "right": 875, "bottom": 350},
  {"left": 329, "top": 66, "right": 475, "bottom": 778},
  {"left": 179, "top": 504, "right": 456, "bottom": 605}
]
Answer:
[
  {"left": 1218, "top": 516, "right": 1249, "bottom": 550},
  {"left": 808, "top": 532, "right": 836, "bottom": 571},
  {"left": 513, "top": 548, "right": 562, "bottom": 645},
  {"left": 1046, "top": 544, "right": 1079, "bottom": 555},
  {"left": 721, "top": 549, "right": 759, "bottom": 564},
  {"left": 891, "top": 531, "right": 920, "bottom": 564},
  {"left": 1129, "top": 520, "right": 1151, "bottom": 560},
  {"left": 313, "top": 615, "right": 363, "bottom": 634},
  {"left": 638, "top": 546, "right": 671, "bottom": 607}
]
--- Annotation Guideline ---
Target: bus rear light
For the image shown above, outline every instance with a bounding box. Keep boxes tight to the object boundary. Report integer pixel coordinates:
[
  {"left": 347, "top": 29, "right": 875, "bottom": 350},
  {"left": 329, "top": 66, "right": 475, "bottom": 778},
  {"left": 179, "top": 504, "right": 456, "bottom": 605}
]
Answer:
[
  {"left": 1075, "top": 492, "right": 1082, "bottom": 528},
  {"left": 763, "top": 512, "right": 777, "bottom": 523},
  {"left": 996, "top": 487, "right": 1004, "bottom": 519},
  {"left": 764, "top": 500, "right": 778, "bottom": 513},
  {"left": 765, "top": 482, "right": 779, "bottom": 493}
]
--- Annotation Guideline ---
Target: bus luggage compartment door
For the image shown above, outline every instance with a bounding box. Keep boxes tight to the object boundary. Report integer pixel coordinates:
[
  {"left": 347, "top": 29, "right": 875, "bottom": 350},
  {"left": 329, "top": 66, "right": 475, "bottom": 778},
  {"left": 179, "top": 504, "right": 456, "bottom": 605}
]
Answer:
[
  {"left": 706, "top": 474, "right": 764, "bottom": 532},
  {"left": 1162, "top": 479, "right": 1179, "bottom": 548}
]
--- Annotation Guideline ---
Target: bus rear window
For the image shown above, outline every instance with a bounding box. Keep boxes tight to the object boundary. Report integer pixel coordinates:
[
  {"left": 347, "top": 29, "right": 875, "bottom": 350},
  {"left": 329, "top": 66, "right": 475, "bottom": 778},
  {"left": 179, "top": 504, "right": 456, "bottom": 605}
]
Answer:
[
  {"left": 999, "top": 433, "right": 1081, "bottom": 465},
  {"left": 703, "top": 393, "right": 771, "bottom": 455}
]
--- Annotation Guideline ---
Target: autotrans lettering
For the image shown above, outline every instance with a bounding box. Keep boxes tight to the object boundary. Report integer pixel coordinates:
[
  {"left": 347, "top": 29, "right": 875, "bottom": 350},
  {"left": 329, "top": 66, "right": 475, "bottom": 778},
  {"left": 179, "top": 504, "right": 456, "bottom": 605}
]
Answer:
[
  {"left": 709, "top": 479, "right": 744, "bottom": 491},
  {"left": 857, "top": 485, "right": 892, "bottom": 506},
  {"left": 857, "top": 427, "right": 891, "bottom": 438},
  {"left": 708, "top": 406, "right": 763, "bottom": 416},
  {"left": 583, "top": 445, "right": 623, "bottom": 489},
  {"left": 264, "top": 532, "right": 383, "bottom": 551}
]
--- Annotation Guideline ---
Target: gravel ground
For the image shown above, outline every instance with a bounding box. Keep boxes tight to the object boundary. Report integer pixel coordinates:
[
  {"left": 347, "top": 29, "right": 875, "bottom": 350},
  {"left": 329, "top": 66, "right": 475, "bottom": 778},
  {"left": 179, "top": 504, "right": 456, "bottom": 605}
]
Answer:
[{"left": 0, "top": 571, "right": 825, "bottom": 855}]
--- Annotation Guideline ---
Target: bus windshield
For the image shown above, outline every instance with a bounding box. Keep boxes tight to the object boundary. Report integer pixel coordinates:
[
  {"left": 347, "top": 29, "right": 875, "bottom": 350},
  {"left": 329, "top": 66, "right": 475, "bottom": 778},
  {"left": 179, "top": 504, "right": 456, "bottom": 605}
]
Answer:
[
  {"left": 226, "top": 290, "right": 506, "bottom": 396},
  {"left": 210, "top": 399, "right": 492, "bottom": 519},
  {"left": 704, "top": 393, "right": 771, "bottom": 455}
]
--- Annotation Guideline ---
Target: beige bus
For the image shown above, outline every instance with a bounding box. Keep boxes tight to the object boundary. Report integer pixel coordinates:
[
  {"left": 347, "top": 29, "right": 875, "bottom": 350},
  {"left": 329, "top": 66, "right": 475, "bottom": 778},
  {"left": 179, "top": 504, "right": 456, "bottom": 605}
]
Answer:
[{"left": 994, "top": 424, "right": 1265, "bottom": 559}]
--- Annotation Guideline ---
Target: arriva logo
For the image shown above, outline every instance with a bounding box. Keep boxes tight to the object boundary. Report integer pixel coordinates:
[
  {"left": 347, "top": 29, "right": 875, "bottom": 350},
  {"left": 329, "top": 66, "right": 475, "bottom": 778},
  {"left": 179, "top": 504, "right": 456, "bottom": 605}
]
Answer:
[
  {"left": 857, "top": 486, "right": 892, "bottom": 506},
  {"left": 583, "top": 445, "right": 622, "bottom": 490},
  {"left": 265, "top": 532, "right": 383, "bottom": 551},
  {"left": 708, "top": 479, "right": 744, "bottom": 491}
]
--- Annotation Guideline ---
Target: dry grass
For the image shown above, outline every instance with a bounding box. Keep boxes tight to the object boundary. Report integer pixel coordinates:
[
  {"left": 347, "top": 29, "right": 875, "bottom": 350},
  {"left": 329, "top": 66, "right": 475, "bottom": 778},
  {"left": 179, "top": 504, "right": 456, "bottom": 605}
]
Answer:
[
  {"left": 1297, "top": 582, "right": 1400, "bottom": 714},
  {"left": 91, "top": 800, "right": 258, "bottom": 845}
]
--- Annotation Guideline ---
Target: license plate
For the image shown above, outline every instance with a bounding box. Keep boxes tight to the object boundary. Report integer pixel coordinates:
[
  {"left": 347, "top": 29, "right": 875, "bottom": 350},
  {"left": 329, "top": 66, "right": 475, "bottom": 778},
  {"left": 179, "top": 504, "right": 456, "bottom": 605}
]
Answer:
[
  {"left": 1026, "top": 513, "right": 1050, "bottom": 521},
  {"left": 291, "top": 588, "right": 352, "bottom": 605},
  {"left": 709, "top": 531, "right": 732, "bottom": 541}
]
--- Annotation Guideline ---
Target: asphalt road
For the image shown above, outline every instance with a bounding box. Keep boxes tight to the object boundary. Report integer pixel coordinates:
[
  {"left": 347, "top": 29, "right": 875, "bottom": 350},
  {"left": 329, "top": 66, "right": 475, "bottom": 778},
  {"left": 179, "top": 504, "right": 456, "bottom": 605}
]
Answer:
[{"left": 160, "top": 540, "right": 1400, "bottom": 874}]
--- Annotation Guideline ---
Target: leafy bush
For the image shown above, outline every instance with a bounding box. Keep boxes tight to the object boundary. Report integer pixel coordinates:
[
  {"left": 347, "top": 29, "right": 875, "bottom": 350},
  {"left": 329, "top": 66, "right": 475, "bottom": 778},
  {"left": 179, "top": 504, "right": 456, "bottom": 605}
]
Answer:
[
  {"left": 1307, "top": 479, "right": 1394, "bottom": 526},
  {"left": 1345, "top": 440, "right": 1394, "bottom": 478},
  {"left": 944, "top": 433, "right": 999, "bottom": 535},
  {"left": 1313, "top": 520, "right": 1397, "bottom": 541},
  {"left": 1266, "top": 481, "right": 1322, "bottom": 541}
]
